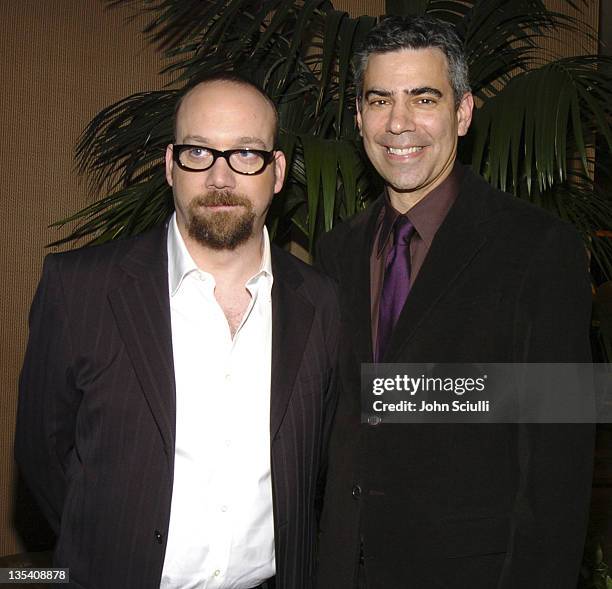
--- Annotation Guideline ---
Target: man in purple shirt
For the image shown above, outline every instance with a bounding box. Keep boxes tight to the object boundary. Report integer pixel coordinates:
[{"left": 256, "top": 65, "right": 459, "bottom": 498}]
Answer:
[{"left": 316, "top": 15, "right": 594, "bottom": 589}]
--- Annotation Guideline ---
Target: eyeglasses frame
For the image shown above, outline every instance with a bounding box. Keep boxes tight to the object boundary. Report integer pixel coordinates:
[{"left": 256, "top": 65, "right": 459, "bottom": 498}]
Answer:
[{"left": 171, "top": 144, "right": 276, "bottom": 175}]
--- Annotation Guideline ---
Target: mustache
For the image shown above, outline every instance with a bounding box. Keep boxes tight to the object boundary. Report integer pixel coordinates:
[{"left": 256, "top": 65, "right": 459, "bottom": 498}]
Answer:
[{"left": 192, "top": 191, "right": 251, "bottom": 208}]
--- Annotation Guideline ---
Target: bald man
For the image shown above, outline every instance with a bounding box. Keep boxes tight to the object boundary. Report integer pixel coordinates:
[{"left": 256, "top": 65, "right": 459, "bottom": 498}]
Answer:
[{"left": 16, "top": 73, "right": 339, "bottom": 589}]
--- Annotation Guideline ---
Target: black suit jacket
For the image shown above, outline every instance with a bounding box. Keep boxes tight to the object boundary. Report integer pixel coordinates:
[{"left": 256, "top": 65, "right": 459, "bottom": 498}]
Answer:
[
  {"left": 315, "top": 168, "right": 594, "bottom": 589},
  {"left": 15, "top": 222, "right": 339, "bottom": 589}
]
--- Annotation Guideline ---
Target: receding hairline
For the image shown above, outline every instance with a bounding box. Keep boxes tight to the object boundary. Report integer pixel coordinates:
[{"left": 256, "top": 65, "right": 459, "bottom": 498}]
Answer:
[{"left": 173, "top": 78, "right": 279, "bottom": 143}]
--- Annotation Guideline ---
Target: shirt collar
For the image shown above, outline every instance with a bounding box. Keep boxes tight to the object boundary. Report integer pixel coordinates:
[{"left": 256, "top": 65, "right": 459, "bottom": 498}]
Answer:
[
  {"left": 167, "top": 213, "right": 273, "bottom": 296},
  {"left": 376, "top": 162, "right": 463, "bottom": 257}
]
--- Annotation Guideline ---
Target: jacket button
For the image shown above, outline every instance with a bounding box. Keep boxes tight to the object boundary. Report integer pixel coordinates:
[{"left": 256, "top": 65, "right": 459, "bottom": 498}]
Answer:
[
  {"left": 154, "top": 530, "right": 163, "bottom": 544},
  {"left": 352, "top": 485, "right": 362, "bottom": 499}
]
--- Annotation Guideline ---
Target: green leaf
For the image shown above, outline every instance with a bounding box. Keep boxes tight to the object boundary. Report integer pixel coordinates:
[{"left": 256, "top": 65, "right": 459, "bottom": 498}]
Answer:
[
  {"left": 278, "top": 131, "right": 298, "bottom": 182},
  {"left": 253, "top": 1, "right": 294, "bottom": 54},
  {"left": 300, "top": 134, "right": 323, "bottom": 252},
  {"left": 337, "top": 141, "right": 360, "bottom": 216},
  {"left": 320, "top": 140, "right": 339, "bottom": 232},
  {"left": 317, "top": 10, "right": 346, "bottom": 116},
  {"left": 277, "top": 0, "right": 327, "bottom": 92},
  {"left": 334, "top": 15, "right": 376, "bottom": 138}
]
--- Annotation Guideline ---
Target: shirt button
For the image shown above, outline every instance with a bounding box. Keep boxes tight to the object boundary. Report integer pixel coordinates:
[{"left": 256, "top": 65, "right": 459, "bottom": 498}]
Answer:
[
  {"left": 214, "top": 570, "right": 221, "bottom": 576},
  {"left": 154, "top": 530, "right": 163, "bottom": 544},
  {"left": 352, "top": 485, "right": 362, "bottom": 499},
  {"left": 221, "top": 505, "right": 228, "bottom": 512}
]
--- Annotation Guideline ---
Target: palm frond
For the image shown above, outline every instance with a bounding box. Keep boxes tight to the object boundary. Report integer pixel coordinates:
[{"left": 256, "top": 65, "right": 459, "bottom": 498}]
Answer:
[
  {"left": 461, "top": 0, "right": 586, "bottom": 97},
  {"left": 57, "top": 0, "right": 611, "bottom": 278},
  {"left": 470, "top": 56, "right": 612, "bottom": 196},
  {"left": 75, "top": 90, "right": 175, "bottom": 194},
  {"left": 51, "top": 172, "right": 172, "bottom": 247}
]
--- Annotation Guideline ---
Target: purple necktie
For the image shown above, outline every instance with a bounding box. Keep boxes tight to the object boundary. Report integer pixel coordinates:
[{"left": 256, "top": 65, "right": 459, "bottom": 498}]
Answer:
[{"left": 376, "top": 216, "right": 415, "bottom": 362}]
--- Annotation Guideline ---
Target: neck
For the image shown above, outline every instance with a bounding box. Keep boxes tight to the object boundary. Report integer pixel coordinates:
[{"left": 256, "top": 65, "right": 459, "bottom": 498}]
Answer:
[
  {"left": 388, "top": 158, "right": 457, "bottom": 213},
  {"left": 388, "top": 188, "right": 430, "bottom": 213}
]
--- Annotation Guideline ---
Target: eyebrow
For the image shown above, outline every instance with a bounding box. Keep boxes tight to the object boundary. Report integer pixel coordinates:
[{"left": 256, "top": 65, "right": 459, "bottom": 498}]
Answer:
[
  {"left": 409, "top": 86, "right": 443, "bottom": 98},
  {"left": 181, "top": 134, "right": 268, "bottom": 148},
  {"left": 364, "top": 87, "right": 443, "bottom": 100},
  {"left": 182, "top": 134, "right": 209, "bottom": 144},
  {"left": 236, "top": 136, "right": 268, "bottom": 148}
]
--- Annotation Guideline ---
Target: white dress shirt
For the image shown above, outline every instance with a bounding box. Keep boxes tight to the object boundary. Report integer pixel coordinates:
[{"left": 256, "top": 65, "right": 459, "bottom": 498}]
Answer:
[{"left": 161, "top": 214, "right": 275, "bottom": 589}]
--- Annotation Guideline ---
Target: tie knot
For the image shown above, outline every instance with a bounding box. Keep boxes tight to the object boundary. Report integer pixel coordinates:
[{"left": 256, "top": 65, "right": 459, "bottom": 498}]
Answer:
[{"left": 394, "top": 216, "right": 414, "bottom": 246}]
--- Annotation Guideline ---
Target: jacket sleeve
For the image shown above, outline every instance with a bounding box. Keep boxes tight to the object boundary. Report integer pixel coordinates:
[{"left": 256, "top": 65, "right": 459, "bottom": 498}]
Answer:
[
  {"left": 498, "top": 224, "right": 595, "bottom": 589},
  {"left": 315, "top": 279, "right": 341, "bottom": 521},
  {"left": 15, "top": 254, "right": 80, "bottom": 534}
]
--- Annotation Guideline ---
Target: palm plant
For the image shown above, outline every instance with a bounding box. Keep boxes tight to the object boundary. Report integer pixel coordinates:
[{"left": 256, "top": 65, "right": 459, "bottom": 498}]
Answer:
[{"left": 56, "top": 0, "right": 612, "bottom": 280}]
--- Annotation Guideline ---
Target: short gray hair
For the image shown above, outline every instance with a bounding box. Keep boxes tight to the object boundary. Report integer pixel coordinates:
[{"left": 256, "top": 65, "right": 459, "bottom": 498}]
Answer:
[{"left": 354, "top": 16, "right": 470, "bottom": 108}]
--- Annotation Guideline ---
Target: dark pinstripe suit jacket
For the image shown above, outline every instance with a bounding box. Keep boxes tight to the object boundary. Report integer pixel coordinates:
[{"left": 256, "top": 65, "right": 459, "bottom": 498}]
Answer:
[{"left": 15, "top": 222, "right": 339, "bottom": 589}]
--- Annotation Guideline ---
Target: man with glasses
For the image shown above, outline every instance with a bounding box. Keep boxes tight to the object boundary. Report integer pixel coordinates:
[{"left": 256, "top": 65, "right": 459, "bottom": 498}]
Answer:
[{"left": 16, "top": 73, "right": 339, "bottom": 589}]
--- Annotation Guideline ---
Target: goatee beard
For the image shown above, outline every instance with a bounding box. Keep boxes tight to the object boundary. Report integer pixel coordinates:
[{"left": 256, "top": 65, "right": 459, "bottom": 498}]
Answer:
[{"left": 187, "top": 190, "right": 256, "bottom": 250}]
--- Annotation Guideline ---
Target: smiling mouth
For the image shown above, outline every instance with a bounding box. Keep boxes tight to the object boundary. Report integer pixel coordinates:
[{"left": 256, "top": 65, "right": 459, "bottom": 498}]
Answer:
[{"left": 386, "top": 146, "right": 424, "bottom": 155}]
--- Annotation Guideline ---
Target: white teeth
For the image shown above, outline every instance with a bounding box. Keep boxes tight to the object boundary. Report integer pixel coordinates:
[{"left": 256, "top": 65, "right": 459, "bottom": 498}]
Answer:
[{"left": 387, "top": 146, "right": 423, "bottom": 155}]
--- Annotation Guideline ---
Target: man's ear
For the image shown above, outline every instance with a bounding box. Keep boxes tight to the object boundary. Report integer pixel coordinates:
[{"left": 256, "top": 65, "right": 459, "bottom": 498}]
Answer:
[
  {"left": 456, "top": 92, "right": 474, "bottom": 137},
  {"left": 273, "top": 150, "right": 287, "bottom": 194},
  {"left": 165, "top": 144, "right": 174, "bottom": 187},
  {"left": 356, "top": 97, "right": 363, "bottom": 137}
]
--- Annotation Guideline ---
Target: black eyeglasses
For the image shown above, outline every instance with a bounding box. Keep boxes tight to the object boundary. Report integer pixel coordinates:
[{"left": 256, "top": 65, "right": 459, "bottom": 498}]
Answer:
[{"left": 172, "top": 144, "right": 275, "bottom": 175}]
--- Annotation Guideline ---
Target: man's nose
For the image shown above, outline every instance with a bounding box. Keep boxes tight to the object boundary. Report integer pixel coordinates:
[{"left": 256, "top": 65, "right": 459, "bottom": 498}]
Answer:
[
  {"left": 386, "top": 103, "right": 416, "bottom": 135},
  {"left": 206, "top": 155, "right": 236, "bottom": 190}
]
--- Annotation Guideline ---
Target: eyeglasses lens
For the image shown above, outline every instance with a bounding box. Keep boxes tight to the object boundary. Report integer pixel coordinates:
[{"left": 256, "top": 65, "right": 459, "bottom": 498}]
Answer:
[{"left": 178, "top": 147, "right": 266, "bottom": 175}]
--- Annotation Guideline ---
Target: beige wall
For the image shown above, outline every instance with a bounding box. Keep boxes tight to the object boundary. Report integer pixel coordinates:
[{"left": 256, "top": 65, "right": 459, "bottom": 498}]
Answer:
[
  {"left": 0, "top": 0, "right": 173, "bottom": 555},
  {"left": 335, "top": 0, "right": 384, "bottom": 15},
  {"left": 0, "top": 0, "right": 600, "bottom": 555}
]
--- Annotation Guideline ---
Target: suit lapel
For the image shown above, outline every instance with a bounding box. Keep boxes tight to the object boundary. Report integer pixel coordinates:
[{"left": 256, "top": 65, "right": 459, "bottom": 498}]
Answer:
[
  {"left": 270, "top": 247, "right": 314, "bottom": 439},
  {"left": 108, "top": 224, "right": 176, "bottom": 460},
  {"left": 342, "top": 201, "right": 383, "bottom": 363},
  {"left": 385, "top": 171, "right": 491, "bottom": 361}
]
